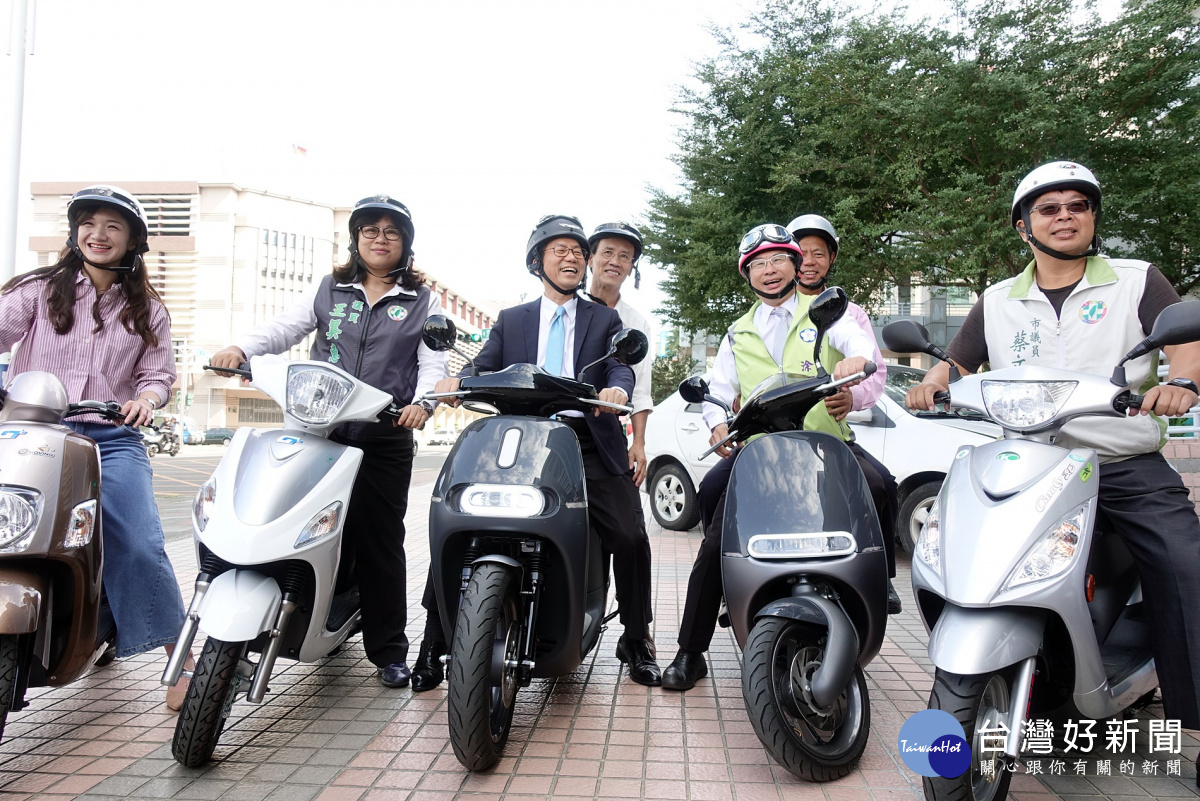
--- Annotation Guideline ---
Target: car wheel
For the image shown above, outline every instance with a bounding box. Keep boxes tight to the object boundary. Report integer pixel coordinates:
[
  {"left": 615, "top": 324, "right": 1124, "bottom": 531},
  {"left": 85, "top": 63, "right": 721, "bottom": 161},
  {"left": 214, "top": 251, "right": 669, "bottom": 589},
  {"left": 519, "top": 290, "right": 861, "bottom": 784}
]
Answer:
[
  {"left": 897, "top": 480, "right": 941, "bottom": 554},
  {"left": 650, "top": 464, "right": 701, "bottom": 531}
]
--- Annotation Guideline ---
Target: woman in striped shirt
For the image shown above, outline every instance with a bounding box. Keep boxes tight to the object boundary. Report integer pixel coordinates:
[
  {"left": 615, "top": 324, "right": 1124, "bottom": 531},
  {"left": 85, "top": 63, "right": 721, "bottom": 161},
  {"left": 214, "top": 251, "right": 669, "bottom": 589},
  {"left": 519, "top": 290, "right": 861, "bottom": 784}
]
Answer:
[{"left": 0, "top": 185, "right": 193, "bottom": 710}]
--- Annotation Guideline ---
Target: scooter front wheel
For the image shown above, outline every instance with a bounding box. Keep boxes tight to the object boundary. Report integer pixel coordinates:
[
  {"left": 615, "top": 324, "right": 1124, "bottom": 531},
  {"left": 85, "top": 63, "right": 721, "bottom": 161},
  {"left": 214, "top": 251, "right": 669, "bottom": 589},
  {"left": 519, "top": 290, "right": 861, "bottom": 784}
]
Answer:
[
  {"left": 447, "top": 562, "right": 522, "bottom": 771},
  {"left": 171, "top": 637, "right": 248, "bottom": 767},
  {"left": 0, "top": 636, "right": 20, "bottom": 742},
  {"left": 742, "top": 616, "right": 869, "bottom": 781},
  {"left": 924, "top": 669, "right": 1014, "bottom": 801}
]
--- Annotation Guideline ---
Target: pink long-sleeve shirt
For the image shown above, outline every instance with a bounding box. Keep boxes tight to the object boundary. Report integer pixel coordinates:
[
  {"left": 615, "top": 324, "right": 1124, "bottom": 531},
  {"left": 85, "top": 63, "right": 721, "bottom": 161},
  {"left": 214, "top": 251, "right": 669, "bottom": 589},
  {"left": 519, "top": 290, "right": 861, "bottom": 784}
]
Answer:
[
  {"left": 846, "top": 302, "right": 886, "bottom": 411},
  {"left": 0, "top": 272, "right": 175, "bottom": 423}
]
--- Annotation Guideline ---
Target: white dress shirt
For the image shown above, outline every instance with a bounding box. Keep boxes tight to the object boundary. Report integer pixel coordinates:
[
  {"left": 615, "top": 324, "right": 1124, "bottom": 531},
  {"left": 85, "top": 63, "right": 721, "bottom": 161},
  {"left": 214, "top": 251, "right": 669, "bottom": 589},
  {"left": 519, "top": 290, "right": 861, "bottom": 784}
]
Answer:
[
  {"left": 614, "top": 296, "right": 654, "bottom": 416},
  {"left": 702, "top": 294, "right": 876, "bottom": 430},
  {"left": 537, "top": 295, "right": 578, "bottom": 377}
]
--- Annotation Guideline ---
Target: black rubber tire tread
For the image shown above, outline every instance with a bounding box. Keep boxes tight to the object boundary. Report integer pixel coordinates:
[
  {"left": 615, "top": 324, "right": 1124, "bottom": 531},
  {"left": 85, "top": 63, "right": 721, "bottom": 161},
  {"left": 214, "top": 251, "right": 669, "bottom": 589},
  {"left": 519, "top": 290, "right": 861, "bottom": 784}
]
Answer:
[
  {"left": 171, "top": 637, "right": 245, "bottom": 768},
  {"left": 923, "top": 669, "right": 1013, "bottom": 801},
  {"left": 0, "top": 635, "right": 20, "bottom": 742},
  {"left": 447, "top": 562, "right": 519, "bottom": 771},
  {"left": 898, "top": 480, "right": 942, "bottom": 554},
  {"left": 650, "top": 463, "right": 701, "bottom": 531},
  {"left": 742, "top": 616, "right": 870, "bottom": 782}
]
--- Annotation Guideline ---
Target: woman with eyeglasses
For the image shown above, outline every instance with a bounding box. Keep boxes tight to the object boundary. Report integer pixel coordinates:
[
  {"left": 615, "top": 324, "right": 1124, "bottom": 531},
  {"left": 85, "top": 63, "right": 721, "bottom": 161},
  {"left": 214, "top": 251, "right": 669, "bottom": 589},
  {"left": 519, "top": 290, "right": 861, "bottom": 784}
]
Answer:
[
  {"left": 0, "top": 185, "right": 194, "bottom": 709},
  {"left": 211, "top": 195, "right": 447, "bottom": 688}
]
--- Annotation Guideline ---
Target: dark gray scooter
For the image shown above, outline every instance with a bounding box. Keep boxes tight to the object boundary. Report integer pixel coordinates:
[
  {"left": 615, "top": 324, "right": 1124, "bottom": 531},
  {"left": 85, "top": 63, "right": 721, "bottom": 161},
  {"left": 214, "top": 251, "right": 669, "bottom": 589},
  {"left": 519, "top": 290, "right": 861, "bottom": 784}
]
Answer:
[
  {"left": 420, "top": 316, "right": 648, "bottom": 771},
  {"left": 679, "top": 288, "right": 888, "bottom": 782}
]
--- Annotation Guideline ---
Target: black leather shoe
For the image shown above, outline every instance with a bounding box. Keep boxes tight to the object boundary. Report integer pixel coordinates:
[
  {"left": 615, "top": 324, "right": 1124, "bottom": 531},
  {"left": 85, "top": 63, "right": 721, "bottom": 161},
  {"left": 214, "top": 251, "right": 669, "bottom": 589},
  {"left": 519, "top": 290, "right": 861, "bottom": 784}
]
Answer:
[
  {"left": 661, "top": 648, "right": 708, "bottom": 691},
  {"left": 615, "top": 636, "right": 662, "bottom": 686},
  {"left": 411, "top": 639, "right": 446, "bottom": 692},
  {"left": 380, "top": 662, "right": 411, "bottom": 688},
  {"left": 887, "top": 580, "right": 903, "bottom": 615}
]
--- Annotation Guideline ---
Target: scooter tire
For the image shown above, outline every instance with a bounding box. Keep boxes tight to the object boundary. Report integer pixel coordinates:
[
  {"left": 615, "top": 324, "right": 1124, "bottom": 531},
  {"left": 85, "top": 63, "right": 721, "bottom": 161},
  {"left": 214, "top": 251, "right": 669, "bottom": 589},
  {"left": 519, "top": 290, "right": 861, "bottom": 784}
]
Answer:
[
  {"left": 447, "top": 562, "right": 522, "bottom": 771},
  {"left": 742, "top": 616, "right": 869, "bottom": 782},
  {"left": 0, "top": 636, "right": 19, "bottom": 742},
  {"left": 924, "top": 668, "right": 1014, "bottom": 801},
  {"left": 171, "top": 637, "right": 247, "bottom": 768}
]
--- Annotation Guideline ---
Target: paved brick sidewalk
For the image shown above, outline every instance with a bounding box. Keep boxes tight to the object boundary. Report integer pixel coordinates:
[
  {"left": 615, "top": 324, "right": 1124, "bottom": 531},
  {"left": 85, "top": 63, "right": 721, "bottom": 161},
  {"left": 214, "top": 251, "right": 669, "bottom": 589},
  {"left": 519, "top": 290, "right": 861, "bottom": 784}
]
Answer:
[{"left": 0, "top": 453, "right": 1198, "bottom": 799}]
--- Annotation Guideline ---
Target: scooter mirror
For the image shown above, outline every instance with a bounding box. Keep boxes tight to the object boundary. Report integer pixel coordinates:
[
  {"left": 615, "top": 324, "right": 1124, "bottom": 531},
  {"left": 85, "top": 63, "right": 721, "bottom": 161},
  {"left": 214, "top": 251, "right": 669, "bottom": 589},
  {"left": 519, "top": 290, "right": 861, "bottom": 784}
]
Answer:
[
  {"left": 1120, "top": 300, "right": 1200, "bottom": 365},
  {"left": 881, "top": 320, "right": 934, "bottom": 354},
  {"left": 808, "top": 287, "right": 848, "bottom": 377},
  {"left": 422, "top": 315, "right": 458, "bottom": 352},
  {"left": 678, "top": 376, "right": 709, "bottom": 404},
  {"left": 611, "top": 328, "right": 649, "bottom": 366}
]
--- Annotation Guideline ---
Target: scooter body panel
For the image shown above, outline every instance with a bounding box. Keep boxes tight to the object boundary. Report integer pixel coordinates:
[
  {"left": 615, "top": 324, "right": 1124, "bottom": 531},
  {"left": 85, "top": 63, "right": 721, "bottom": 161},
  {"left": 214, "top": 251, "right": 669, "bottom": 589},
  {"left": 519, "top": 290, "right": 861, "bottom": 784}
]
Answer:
[
  {"left": 194, "top": 427, "right": 363, "bottom": 661},
  {"left": 926, "top": 605, "right": 1046, "bottom": 675},
  {"left": 195, "top": 570, "right": 282, "bottom": 641},
  {"left": 0, "top": 421, "right": 103, "bottom": 687},
  {"left": 429, "top": 415, "right": 595, "bottom": 678},
  {"left": 721, "top": 431, "right": 888, "bottom": 666}
]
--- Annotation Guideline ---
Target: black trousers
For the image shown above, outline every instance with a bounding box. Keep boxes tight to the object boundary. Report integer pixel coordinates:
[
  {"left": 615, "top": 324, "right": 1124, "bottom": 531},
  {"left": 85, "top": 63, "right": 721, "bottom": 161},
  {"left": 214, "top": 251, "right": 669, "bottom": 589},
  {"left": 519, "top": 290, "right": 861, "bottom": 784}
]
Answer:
[
  {"left": 422, "top": 420, "right": 653, "bottom": 643},
  {"left": 332, "top": 430, "right": 414, "bottom": 668},
  {"left": 681, "top": 439, "right": 894, "bottom": 652},
  {"left": 1097, "top": 452, "right": 1200, "bottom": 729}
]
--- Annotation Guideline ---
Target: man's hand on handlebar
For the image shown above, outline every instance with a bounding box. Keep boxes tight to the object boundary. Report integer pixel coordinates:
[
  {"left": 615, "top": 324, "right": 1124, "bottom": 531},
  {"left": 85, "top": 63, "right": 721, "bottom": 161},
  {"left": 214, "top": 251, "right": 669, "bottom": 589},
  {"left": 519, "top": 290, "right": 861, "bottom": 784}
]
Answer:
[
  {"left": 709, "top": 423, "right": 733, "bottom": 459},
  {"left": 906, "top": 380, "right": 951, "bottom": 412},
  {"left": 832, "top": 356, "right": 869, "bottom": 383},
  {"left": 395, "top": 404, "right": 429, "bottom": 429},
  {"left": 594, "top": 387, "right": 627, "bottom": 417},
  {"left": 1137, "top": 383, "right": 1199, "bottom": 418},
  {"left": 433, "top": 377, "right": 462, "bottom": 407}
]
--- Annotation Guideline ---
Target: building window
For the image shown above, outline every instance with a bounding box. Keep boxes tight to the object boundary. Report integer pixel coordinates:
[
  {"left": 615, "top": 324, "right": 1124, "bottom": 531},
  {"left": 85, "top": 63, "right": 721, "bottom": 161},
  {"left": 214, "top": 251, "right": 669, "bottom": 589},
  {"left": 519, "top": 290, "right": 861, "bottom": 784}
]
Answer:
[{"left": 238, "top": 397, "right": 283, "bottom": 424}]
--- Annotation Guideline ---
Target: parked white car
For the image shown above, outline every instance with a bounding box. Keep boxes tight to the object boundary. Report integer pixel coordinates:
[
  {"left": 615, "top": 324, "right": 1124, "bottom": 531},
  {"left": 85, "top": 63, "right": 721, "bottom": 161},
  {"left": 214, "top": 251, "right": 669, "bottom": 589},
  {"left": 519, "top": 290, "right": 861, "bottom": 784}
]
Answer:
[{"left": 643, "top": 365, "right": 999, "bottom": 551}]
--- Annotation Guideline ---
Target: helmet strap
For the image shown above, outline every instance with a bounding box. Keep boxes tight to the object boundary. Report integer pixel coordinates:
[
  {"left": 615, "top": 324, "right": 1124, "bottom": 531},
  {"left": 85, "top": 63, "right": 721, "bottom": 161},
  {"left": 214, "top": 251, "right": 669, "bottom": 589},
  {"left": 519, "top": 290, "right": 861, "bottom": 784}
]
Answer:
[
  {"left": 67, "top": 234, "right": 139, "bottom": 274},
  {"left": 1020, "top": 212, "right": 1102, "bottom": 260},
  {"left": 533, "top": 261, "right": 585, "bottom": 298}
]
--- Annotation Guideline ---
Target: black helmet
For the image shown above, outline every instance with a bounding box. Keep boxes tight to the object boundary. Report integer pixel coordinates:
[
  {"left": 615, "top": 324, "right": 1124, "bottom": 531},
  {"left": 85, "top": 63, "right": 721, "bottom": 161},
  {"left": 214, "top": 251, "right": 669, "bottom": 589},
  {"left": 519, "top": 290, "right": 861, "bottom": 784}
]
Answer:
[
  {"left": 348, "top": 194, "right": 415, "bottom": 275},
  {"left": 588, "top": 221, "right": 643, "bottom": 263},
  {"left": 525, "top": 214, "right": 589, "bottom": 273},
  {"left": 66, "top": 185, "right": 150, "bottom": 273}
]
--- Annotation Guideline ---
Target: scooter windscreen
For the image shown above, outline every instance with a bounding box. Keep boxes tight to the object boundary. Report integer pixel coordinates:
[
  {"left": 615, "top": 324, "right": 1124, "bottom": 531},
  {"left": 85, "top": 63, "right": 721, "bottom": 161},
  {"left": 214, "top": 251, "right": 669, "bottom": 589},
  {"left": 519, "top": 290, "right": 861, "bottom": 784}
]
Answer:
[{"left": 723, "top": 430, "right": 884, "bottom": 559}]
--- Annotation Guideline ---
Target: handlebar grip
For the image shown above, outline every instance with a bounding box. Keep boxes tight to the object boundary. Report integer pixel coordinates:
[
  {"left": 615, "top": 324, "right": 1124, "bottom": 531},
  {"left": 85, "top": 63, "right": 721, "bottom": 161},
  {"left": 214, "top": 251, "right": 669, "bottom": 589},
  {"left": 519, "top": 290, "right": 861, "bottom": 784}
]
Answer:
[
  {"left": 1114, "top": 393, "right": 1143, "bottom": 414},
  {"left": 862, "top": 361, "right": 877, "bottom": 376},
  {"left": 204, "top": 363, "right": 252, "bottom": 379},
  {"left": 933, "top": 390, "right": 951, "bottom": 405}
]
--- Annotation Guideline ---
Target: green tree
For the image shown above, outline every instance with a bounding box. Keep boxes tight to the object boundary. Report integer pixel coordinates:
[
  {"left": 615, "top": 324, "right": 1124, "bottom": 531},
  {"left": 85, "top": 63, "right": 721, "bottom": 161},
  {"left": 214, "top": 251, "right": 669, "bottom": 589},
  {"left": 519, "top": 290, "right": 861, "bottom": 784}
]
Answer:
[
  {"left": 651, "top": 352, "right": 702, "bottom": 405},
  {"left": 646, "top": 0, "right": 1200, "bottom": 335}
]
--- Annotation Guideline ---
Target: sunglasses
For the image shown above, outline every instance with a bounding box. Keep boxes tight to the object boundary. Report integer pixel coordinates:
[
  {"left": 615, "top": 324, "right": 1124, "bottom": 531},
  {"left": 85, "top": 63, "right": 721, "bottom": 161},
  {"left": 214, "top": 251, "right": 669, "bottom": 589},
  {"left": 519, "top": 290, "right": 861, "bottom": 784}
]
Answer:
[{"left": 1031, "top": 199, "right": 1093, "bottom": 217}]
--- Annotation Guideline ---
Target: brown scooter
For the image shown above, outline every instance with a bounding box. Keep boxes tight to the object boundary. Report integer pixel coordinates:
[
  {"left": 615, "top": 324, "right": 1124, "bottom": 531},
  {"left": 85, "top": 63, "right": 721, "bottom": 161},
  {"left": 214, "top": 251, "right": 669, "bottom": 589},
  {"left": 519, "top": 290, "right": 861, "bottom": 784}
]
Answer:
[{"left": 0, "top": 370, "right": 122, "bottom": 740}]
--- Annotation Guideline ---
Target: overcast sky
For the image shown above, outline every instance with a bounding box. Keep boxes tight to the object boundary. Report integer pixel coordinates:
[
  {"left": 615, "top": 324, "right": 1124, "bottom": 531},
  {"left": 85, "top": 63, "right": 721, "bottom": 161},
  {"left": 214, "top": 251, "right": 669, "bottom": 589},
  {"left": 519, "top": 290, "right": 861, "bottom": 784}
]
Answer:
[
  {"left": 3, "top": 0, "right": 1123, "bottom": 333},
  {"left": 3, "top": 0, "right": 762, "bottom": 332}
]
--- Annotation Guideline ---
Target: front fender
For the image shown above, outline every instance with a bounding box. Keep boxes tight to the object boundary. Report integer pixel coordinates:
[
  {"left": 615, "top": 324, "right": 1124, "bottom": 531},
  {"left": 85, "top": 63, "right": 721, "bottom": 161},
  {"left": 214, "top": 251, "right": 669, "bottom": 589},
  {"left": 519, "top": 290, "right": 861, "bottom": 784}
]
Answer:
[
  {"left": 757, "top": 593, "right": 859, "bottom": 709},
  {"left": 196, "top": 570, "right": 281, "bottom": 642},
  {"left": 928, "top": 604, "right": 1046, "bottom": 675}
]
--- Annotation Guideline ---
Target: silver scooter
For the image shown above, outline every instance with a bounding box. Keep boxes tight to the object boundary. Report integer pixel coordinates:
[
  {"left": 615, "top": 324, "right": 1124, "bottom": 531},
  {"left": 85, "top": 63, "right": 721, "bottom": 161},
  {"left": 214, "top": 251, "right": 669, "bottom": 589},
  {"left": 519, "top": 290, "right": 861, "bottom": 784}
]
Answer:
[
  {"left": 163, "top": 354, "right": 401, "bottom": 767},
  {"left": 883, "top": 301, "right": 1200, "bottom": 801}
]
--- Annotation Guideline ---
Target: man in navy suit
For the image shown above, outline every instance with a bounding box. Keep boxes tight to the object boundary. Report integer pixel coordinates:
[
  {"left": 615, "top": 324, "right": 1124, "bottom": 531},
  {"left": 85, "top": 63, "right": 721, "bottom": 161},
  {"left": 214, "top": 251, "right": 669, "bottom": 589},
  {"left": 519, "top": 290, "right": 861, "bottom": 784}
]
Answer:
[{"left": 411, "top": 215, "right": 661, "bottom": 688}]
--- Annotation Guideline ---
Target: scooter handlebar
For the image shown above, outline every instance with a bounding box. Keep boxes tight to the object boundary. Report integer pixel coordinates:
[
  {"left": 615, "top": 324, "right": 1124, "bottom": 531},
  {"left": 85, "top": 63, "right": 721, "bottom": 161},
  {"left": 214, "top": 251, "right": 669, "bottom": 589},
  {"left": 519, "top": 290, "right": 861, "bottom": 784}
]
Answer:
[
  {"left": 933, "top": 390, "right": 951, "bottom": 405},
  {"left": 64, "top": 400, "right": 126, "bottom": 422},
  {"left": 1113, "top": 393, "right": 1143, "bottom": 415},
  {"left": 204, "top": 363, "right": 252, "bottom": 379}
]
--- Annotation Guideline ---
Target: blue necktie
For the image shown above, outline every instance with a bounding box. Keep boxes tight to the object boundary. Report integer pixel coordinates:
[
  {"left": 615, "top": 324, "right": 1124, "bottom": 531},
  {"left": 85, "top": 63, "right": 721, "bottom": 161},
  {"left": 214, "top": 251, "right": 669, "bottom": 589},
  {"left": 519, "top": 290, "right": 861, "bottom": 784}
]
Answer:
[{"left": 544, "top": 306, "right": 566, "bottom": 376}]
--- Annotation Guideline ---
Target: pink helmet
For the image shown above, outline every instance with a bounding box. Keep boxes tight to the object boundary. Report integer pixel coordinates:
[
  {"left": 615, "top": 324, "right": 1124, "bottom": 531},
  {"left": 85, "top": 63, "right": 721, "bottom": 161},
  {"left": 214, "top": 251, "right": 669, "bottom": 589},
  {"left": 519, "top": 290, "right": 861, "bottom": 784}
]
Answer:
[{"left": 737, "top": 223, "right": 802, "bottom": 277}]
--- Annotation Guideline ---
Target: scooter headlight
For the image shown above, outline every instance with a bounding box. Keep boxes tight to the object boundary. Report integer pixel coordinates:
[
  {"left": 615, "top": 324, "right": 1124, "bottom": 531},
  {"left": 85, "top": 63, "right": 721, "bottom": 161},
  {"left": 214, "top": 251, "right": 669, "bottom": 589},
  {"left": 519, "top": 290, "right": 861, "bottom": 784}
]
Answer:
[
  {"left": 295, "top": 501, "right": 343, "bottom": 548},
  {"left": 460, "top": 484, "right": 544, "bottom": 518},
  {"left": 286, "top": 365, "right": 354, "bottom": 425},
  {"left": 916, "top": 495, "right": 942, "bottom": 575},
  {"left": 193, "top": 476, "right": 216, "bottom": 533},
  {"left": 1004, "top": 504, "right": 1087, "bottom": 591},
  {"left": 0, "top": 487, "right": 41, "bottom": 552},
  {"left": 747, "top": 532, "right": 855, "bottom": 559},
  {"left": 981, "top": 381, "right": 1077, "bottom": 430},
  {"left": 63, "top": 499, "right": 97, "bottom": 548}
]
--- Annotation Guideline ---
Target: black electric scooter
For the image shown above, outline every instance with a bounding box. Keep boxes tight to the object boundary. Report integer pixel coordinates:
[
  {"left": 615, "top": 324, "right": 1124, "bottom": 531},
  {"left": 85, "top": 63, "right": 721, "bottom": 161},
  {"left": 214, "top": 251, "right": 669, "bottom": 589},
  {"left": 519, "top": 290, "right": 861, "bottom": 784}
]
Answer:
[
  {"left": 420, "top": 315, "right": 647, "bottom": 771},
  {"left": 679, "top": 288, "right": 888, "bottom": 781}
]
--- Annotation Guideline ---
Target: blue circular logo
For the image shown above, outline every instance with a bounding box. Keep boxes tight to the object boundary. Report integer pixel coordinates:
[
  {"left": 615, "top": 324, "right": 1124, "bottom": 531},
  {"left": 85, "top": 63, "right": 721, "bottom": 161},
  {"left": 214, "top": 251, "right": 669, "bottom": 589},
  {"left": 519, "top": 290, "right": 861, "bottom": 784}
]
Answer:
[
  {"left": 898, "top": 709, "right": 972, "bottom": 778},
  {"left": 798, "top": 327, "right": 817, "bottom": 343}
]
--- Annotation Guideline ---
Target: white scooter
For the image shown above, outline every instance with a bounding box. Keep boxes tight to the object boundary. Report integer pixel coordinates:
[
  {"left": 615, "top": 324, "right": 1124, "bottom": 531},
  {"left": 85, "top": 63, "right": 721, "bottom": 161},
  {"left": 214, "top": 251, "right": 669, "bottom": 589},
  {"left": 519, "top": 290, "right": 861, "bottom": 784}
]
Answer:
[
  {"left": 163, "top": 354, "right": 400, "bottom": 767},
  {"left": 882, "top": 301, "right": 1200, "bottom": 801}
]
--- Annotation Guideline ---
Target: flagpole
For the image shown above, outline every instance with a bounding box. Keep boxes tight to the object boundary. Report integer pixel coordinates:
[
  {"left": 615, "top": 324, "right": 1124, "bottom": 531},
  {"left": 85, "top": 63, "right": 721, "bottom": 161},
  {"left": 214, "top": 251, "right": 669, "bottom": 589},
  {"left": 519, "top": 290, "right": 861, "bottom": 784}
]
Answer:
[{"left": 1, "top": 0, "right": 33, "bottom": 284}]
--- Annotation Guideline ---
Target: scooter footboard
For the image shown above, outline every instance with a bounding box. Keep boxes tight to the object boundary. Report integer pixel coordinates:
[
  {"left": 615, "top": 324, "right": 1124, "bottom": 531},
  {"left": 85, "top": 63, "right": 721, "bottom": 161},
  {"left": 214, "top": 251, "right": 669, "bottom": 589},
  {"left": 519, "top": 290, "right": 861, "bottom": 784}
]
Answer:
[
  {"left": 928, "top": 604, "right": 1045, "bottom": 676},
  {"left": 196, "top": 570, "right": 282, "bottom": 642}
]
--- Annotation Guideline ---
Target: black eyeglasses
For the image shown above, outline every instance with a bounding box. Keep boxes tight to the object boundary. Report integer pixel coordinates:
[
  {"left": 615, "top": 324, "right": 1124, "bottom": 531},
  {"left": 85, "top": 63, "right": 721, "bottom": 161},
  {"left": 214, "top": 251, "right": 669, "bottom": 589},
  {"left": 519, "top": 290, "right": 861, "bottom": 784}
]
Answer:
[
  {"left": 739, "top": 224, "right": 793, "bottom": 254},
  {"left": 1031, "top": 199, "right": 1093, "bottom": 217},
  {"left": 545, "top": 244, "right": 586, "bottom": 259},
  {"left": 359, "top": 225, "right": 403, "bottom": 241}
]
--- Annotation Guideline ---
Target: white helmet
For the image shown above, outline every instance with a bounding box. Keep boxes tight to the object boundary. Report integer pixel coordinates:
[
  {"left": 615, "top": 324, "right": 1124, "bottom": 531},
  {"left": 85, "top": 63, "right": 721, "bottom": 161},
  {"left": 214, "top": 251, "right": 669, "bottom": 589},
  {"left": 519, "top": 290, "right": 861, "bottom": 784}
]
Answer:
[
  {"left": 1010, "top": 161, "right": 1102, "bottom": 259},
  {"left": 787, "top": 214, "right": 840, "bottom": 259}
]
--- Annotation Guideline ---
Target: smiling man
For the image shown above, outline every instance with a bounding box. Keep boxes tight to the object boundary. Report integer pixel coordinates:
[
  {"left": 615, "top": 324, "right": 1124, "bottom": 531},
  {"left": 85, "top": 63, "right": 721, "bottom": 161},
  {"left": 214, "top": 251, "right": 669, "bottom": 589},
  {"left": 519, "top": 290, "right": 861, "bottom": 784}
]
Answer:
[
  {"left": 907, "top": 161, "right": 1200, "bottom": 751},
  {"left": 418, "top": 214, "right": 662, "bottom": 688}
]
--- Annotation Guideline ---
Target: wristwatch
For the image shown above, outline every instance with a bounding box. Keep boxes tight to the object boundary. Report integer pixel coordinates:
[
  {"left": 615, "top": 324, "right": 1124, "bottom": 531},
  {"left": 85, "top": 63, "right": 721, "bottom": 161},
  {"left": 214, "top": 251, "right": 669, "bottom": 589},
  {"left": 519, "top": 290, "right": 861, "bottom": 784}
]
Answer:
[
  {"left": 1168, "top": 377, "right": 1199, "bottom": 394},
  {"left": 418, "top": 399, "right": 436, "bottom": 415}
]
